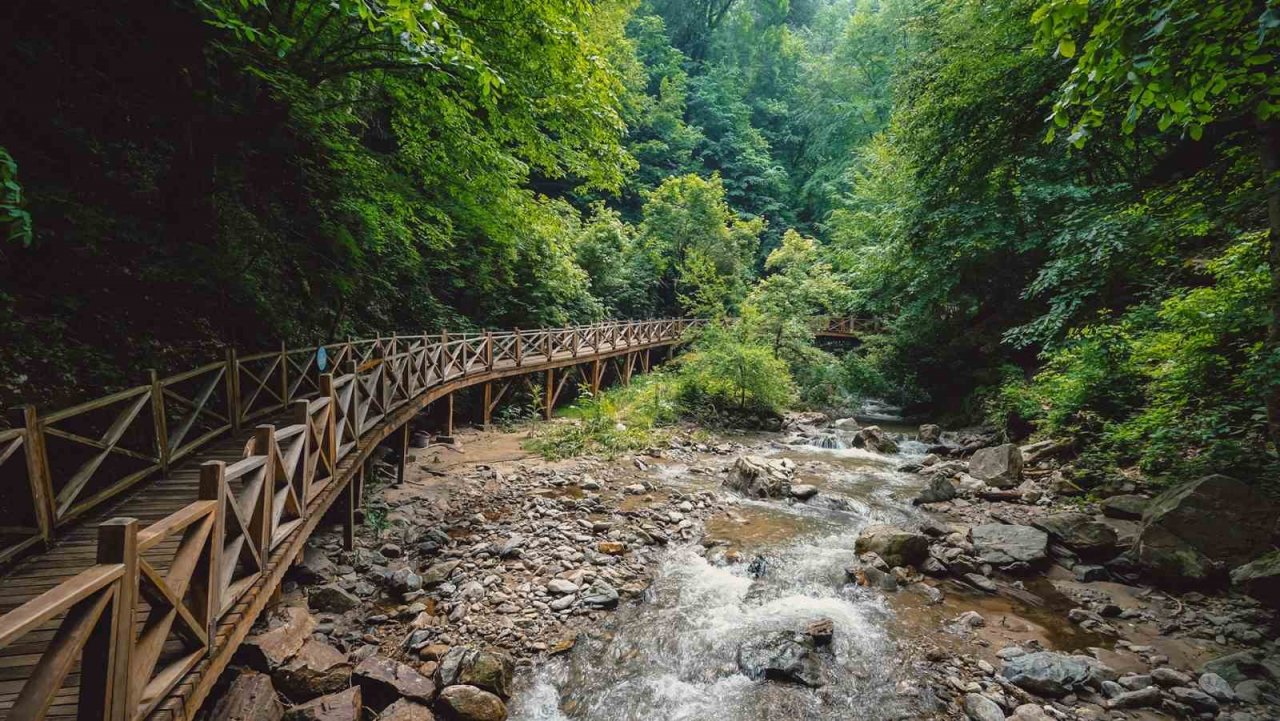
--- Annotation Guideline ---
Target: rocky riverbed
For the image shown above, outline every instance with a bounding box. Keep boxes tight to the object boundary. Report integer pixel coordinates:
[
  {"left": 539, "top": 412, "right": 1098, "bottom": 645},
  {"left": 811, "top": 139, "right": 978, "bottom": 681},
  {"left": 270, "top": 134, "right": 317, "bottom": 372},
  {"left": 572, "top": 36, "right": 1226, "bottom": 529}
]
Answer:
[{"left": 203, "top": 415, "right": 1280, "bottom": 721}]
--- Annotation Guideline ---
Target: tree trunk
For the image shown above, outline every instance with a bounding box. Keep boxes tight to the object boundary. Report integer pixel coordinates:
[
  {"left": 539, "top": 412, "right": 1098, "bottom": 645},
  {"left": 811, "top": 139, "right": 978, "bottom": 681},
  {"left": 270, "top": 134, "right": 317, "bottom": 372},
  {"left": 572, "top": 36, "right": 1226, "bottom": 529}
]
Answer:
[{"left": 1262, "top": 120, "right": 1280, "bottom": 453}]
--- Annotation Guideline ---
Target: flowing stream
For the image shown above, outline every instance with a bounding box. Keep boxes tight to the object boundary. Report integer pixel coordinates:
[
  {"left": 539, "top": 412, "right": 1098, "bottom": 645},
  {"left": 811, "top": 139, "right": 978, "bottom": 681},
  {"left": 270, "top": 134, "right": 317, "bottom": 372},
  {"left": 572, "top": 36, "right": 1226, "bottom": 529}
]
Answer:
[{"left": 509, "top": 421, "right": 944, "bottom": 721}]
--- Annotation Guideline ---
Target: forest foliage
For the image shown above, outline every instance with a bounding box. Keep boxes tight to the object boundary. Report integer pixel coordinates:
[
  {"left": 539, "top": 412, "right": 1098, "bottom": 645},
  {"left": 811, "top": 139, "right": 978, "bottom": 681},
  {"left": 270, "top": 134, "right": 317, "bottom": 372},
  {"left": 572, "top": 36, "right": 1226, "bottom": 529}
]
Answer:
[{"left": 1, "top": 0, "right": 1277, "bottom": 485}]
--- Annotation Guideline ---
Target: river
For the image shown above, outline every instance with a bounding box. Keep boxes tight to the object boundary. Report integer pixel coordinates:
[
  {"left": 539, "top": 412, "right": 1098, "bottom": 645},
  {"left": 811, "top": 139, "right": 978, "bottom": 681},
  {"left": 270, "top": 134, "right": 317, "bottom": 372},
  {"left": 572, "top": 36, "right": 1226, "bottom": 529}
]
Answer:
[{"left": 507, "top": 419, "right": 948, "bottom": 721}]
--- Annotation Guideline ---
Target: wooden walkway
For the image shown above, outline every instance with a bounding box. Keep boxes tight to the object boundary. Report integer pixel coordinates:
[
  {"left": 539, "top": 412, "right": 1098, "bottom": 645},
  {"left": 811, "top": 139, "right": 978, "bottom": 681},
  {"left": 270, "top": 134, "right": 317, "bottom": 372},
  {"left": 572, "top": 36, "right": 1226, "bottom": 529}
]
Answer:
[
  {"left": 0, "top": 315, "right": 868, "bottom": 721},
  {"left": 0, "top": 320, "right": 701, "bottom": 721}
]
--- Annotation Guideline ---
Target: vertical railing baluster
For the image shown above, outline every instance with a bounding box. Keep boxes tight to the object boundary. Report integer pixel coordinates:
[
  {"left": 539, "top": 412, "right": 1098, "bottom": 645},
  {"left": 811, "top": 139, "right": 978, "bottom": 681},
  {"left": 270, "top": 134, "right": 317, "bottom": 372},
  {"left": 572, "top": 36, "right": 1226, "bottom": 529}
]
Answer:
[
  {"left": 148, "top": 370, "right": 169, "bottom": 476},
  {"left": 10, "top": 405, "right": 55, "bottom": 543},
  {"left": 196, "top": 461, "right": 225, "bottom": 639}
]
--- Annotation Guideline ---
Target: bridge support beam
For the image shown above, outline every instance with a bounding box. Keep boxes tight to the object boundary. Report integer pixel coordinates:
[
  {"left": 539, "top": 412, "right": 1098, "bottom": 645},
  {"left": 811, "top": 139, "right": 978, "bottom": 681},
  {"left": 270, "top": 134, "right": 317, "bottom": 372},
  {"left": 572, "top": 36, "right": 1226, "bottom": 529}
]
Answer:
[
  {"left": 396, "top": 422, "right": 409, "bottom": 486},
  {"left": 483, "top": 382, "right": 492, "bottom": 429},
  {"left": 341, "top": 469, "right": 357, "bottom": 551},
  {"left": 544, "top": 370, "right": 553, "bottom": 420},
  {"left": 445, "top": 393, "right": 454, "bottom": 437}
]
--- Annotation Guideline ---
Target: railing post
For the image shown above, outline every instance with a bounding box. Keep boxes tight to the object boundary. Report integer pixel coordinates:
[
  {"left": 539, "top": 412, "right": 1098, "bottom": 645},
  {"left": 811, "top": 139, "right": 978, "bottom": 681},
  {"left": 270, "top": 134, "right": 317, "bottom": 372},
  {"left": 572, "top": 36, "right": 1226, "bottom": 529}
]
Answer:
[
  {"left": 10, "top": 405, "right": 55, "bottom": 543},
  {"left": 99, "top": 517, "right": 139, "bottom": 721},
  {"left": 196, "top": 461, "right": 225, "bottom": 641},
  {"left": 252, "top": 425, "right": 276, "bottom": 555},
  {"left": 514, "top": 328, "right": 523, "bottom": 366},
  {"left": 291, "top": 400, "right": 313, "bottom": 504},
  {"left": 320, "top": 373, "right": 339, "bottom": 468},
  {"left": 485, "top": 331, "right": 494, "bottom": 371},
  {"left": 148, "top": 370, "right": 169, "bottom": 476},
  {"left": 544, "top": 328, "right": 552, "bottom": 359},
  {"left": 280, "top": 341, "right": 289, "bottom": 407},
  {"left": 571, "top": 326, "right": 579, "bottom": 357},
  {"left": 225, "top": 347, "right": 241, "bottom": 434}
]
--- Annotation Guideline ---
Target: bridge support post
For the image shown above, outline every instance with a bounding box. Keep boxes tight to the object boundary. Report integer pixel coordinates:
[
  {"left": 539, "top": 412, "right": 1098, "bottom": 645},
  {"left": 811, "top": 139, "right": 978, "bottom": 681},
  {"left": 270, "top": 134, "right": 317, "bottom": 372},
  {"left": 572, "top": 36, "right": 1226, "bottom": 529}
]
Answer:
[
  {"left": 396, "top": 422, "right": 409, "bottom": 487},
  {"left": 341, "top": 468, "right": 358, "bottom": 551},
  {"left": 591, "top": 359, "right": 602, "bottom": 396},
  {"left": 445, "top": 393, "right": 454, "bottom": 436},
  {"left": 483, "top": 382, "right": 493, "bottom": 429},
  {"left": 544, "top": 370, "right": 553, "bottom": 420}
]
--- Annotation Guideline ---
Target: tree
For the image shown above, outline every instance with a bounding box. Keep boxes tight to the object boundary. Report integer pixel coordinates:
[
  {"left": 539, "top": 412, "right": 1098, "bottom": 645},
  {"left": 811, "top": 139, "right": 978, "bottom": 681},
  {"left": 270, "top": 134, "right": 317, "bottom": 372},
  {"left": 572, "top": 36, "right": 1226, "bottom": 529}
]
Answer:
[{"left": 1034, "top": 0, "right": 1280, "bottom": 451}]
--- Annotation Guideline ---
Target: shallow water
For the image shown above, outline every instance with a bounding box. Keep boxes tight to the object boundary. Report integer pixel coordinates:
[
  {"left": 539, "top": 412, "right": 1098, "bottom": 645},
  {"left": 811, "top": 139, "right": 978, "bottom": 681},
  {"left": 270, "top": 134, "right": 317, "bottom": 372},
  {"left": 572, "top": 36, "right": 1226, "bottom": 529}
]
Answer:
[{"left": 508, "top": 423, "right": 941, "bottom": 721}]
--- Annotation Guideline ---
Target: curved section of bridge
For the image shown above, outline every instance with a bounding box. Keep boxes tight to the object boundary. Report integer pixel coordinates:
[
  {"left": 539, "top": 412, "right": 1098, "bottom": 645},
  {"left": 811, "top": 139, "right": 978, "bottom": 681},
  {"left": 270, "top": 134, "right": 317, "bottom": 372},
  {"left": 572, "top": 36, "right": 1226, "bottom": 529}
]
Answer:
[{"left": 0, "top": 316, "right": 865, "bottom": 720}]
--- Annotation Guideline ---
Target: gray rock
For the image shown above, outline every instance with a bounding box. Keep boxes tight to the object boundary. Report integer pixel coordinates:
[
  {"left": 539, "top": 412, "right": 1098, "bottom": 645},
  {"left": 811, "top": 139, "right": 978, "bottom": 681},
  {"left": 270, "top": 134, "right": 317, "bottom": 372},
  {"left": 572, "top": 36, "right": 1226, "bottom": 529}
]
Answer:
[
  {"left": 968, "top": 444, "right": 1024, "bottom": 489},
  {"left": 918, "top": 424, "right": 942, "bottom": 444},
  {"left": 353, "top": 654, "right": 437, "bottom": 710},
  {"left": 307, "top": 584, "right": 360, "bottom": 614},
  {"left": 724, "top": 456, "right": 795, "bottom": 498},
  {"left": 284, "top": 687, "right": 361, "bottom": 721},
  {"left": 545, "top": 579, "right": 578, "bottom": 595},
  {"left": 963, "top": 693, "right": 1005, "bottom": 721},
  {"left": 273, "top": 640, "right": 352, "bottom": 701},
  {"left": 1169, "top": 686, "right": 1219, "bottom": 713},
  {"left": 1151, "top": 667, "right": 1191, "bottom": 687},
  {"left": 737, "top": 631, "right": 825, "bottom": 687},
  {"left": 212, "top": 670, "right": 284, "bottom": 721},
  {"left": 1106, "top": 685, "right": 1161, "bottom": 709},
  {"left": 856, "top": 426, "right": 899, "bottom": 454},
  {"left": 1137, "top": 475, "right": 1277, "bottom": 588},
  {"left": 580, "top": 580, "right": 619, "bottom": 609},
  {"left": 854, "top": 525, "right": 929, "bottom": 567},
  {"left": 789, "top": 484, "right": 819, "bottom": 500},
  {"left": 913, "top": 476, "right": 957, "bottom": 505},
  {"left": 1000, "top": 652, "right": 1108, "bottom": 697},
  {"left": 1031, "top": 513, "right": 1118, "bottom": 560},
  {"left": 1101, "top": 494, "right": 1149, "bottom": 520},
  {"left": 437, "top": 648, "right": 514, "bottom": 700},
  {"left": 435, "top": 685, "right": 507, "bottom": 721},
  {"left": 971, "top": 524, "right": 1048, "bottom": 569},
  {"left": 1230, "top": 550, "right": 1280, "bottom": 607},
  {"left": 1198, "top": 672, "right": 1236, "bottom": 702},
  {"left": 1201, "top": 651, "right": 1264, "bottom": 684},
  {"left": 422, "top": 560, "right": 462, "bottom": 587}
]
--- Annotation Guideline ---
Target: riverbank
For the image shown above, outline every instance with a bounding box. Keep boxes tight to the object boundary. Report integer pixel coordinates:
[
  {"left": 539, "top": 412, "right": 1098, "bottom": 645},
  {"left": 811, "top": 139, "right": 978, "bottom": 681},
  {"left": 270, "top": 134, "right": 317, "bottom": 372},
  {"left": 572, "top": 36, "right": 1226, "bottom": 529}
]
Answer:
[{"left": 202, "top": 417, "right": 1278, "bottom": 721}]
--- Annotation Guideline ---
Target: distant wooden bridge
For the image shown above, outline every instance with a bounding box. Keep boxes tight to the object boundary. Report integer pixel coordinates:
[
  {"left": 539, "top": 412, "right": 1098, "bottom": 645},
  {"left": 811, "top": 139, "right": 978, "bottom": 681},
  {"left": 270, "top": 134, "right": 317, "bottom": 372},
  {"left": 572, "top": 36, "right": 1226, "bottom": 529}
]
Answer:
[{"left": 0, "top": 315, "right": 870, "bottom": 720}]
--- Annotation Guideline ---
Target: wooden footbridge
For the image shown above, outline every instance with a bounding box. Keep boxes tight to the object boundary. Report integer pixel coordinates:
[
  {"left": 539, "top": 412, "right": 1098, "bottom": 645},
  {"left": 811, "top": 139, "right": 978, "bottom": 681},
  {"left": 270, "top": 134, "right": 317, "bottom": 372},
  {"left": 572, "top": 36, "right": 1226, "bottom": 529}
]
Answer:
[{"left": 0, "top": 315, "right": 867, "bottom": 721}]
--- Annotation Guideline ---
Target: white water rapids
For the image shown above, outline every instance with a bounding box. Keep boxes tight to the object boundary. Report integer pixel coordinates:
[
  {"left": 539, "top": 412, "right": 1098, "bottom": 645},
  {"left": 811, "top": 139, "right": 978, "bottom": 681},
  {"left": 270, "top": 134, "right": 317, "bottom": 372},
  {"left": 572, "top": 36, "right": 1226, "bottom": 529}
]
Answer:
[{"left": 509, "top": 422, "right": 943, "bottom": 721}]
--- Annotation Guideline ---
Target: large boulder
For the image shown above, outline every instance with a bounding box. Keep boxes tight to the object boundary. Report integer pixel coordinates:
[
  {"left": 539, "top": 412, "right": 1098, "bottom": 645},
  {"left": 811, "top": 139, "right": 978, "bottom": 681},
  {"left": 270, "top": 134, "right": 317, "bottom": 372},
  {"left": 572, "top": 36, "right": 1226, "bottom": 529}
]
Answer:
[
  {"left": 1137, "top": 475, "right": 1277, "bottom": 587},
  {"left": 968, "top": 444, "right": 1024, "bottom": 489},
  {"left": 724, "top": 456, "right": 795, "bottom": 499},
  {"left": 240, "top": 606, "right": 316, "bottom": 671},
  {"left": 736, "top": 631, "right": 825, "bottom": 687},
  {"left": 1031, "top": 513, "right": 1118, "bottom": 560},
  {"left": 436, "top": 648, "right": 514, "bottom": 700},
  {"left": 211, "top": 671, "right": 283, "bottom": 721},
  {"left": 382, "top": 699, "right": 436, "bottom": 721},
  {"left": 855, "top": 525, "right": 929, "bottom": 567},
  {"left": 273, "top": 640, "right": 352, "bottom": 701},
  {"left": 307, "top": 584, "right": 360, "bottom": 614},
  {"left": 918, "top": 424, "right": 942, "bottom": 444},
  {"left": 1230, "top": 551, "right": 1280, "bottom": 607},
  {"left": 1000, "top": 652, "right": 1111, "bottom": 697},
  {"left": 435, "top": 685, "right": 507, "bottom": 721},
  {"left": 285, "top": 687, "right": 362, "bottom": 721},
  {"left": 354, "top": 654, "right": 438, "bottom": 710},
  {"left": 971, "top": 524, "right": 1048, "bottom": 570}
]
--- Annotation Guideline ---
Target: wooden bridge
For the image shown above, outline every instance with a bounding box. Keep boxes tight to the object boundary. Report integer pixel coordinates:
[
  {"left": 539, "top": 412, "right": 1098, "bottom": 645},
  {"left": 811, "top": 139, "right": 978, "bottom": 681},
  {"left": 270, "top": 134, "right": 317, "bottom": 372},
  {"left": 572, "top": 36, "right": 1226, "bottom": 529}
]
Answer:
[{"left": 0, "top": 315, "right": 870, "bottom": 721}]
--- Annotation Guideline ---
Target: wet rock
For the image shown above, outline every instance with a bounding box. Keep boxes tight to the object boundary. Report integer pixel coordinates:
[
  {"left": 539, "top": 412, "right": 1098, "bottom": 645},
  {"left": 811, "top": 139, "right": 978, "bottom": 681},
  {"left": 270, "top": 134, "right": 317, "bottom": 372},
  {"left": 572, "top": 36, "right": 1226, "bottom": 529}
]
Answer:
[
  {"left": 855, "top": 426, "right": 899, "bottom": 454},
  {"left": 354, "top": 654, "right": 437, "bottom": 710},
  {"left": 963, "top": 693, "right": 1006, "bottom": 721},
  {"left": 1137, "top": 474, "right": 1278, "bottom": 588},
  {"left": 962, "top": 573, "right": 998, "bottom": 593},
  {"left": 435, "top": 685, "right": 507, "bottom": 721},
  {"left": 968, "top": 444, "right": 1023, "bottom": 489},
  {"left": 854, "top": 525, "right": 929, "bottom": 567},
  {"left": 241, "top": 606, "right": 316, "bottom": 671},
  {"left": 971, "top": 524, "right": 1048, "bottom": 570},
  {"left": 1031, "top": 513, "right": 1118, "bottom": 560},
  {"left": 1000, "top": 652, "right": 1109, "bottom": 697},
  {"left": 847, "top": 563, "right": 899, "bottom": 591},
  {"left": 273, "top": 640, "right": 352, "bottom": 701},
  {"left": 913, "top": 476, "right": 957, "bottom": 505},
  {"left": 382, "top": 699, "right": 435, "bottom": 721},
  {"left": 918, "top": 424, "right": 942, "bottom": 444},
  {"left": 1007, "top": 705, "right": 1051, "bottom": 721},
  {"left": 284, "top": 687, "right": 362, "bottom": 721},
  {"left": 789, "top": 484, "right": 819, "bottom": 500},
  {"left": 1230, "top": 550, "right": 1280, "bottom": 607},
  {"left": 737, "top": 630, "right": 825, "bottom": 687},
  {"left": 805, "top": 618, "right": 834, "bottom": 647},
  {"left": 437, "top": 648, "right": 514, "bottom": 700},
  {"left": 1101, "top": 494, "right": 1149, "bottom": 520},
  {"left": 724, "top": 455, "right": 795, "bottom": 498},
  {"left": 1106, "top": 685, "right": 1161, "bottom": 709},
  {"left": 1150, "top": 667, "right": 1191, "bottom": 687},
  {"left": 307, "top": 584, "right": 360, "bottom": 614},
  {"left": 545, "top": 579, "right": 578, "bottom": 595},
  {"left": 1201, "top": 650, "right": 1265, "bottom": 684},
  {"left": 211, "top": 670, "right": 283, "bottom": 721}
]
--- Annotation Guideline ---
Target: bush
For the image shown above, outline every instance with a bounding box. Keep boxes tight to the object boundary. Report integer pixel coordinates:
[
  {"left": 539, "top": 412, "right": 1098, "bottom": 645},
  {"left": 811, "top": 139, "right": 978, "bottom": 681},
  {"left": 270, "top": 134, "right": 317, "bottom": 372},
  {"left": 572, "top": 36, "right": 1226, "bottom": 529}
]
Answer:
[
  {"left": 673, "top": 325, "right": 795, "bottom": 417},
  {"left": 524, "top": 372, "right": 679, "bottom": 460}
]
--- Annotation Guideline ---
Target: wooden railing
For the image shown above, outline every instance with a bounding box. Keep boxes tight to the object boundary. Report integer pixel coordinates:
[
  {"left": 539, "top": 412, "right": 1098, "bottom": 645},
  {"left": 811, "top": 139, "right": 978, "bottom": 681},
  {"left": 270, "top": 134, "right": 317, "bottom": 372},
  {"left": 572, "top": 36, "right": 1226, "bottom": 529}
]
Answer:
[
  {"left": 0, "top": 317, "right": 700, "bottom": 721},
  {"left": 816, "top": 316, "right": 880, "bottom": 337}
]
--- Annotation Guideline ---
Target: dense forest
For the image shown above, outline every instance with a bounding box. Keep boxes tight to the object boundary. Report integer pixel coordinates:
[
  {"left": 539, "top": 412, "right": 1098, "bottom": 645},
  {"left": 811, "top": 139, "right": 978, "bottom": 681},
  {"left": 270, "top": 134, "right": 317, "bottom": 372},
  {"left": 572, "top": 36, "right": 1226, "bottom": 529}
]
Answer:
[{"left": 1, "top": 0, "right": 1276, "bottom": 488}]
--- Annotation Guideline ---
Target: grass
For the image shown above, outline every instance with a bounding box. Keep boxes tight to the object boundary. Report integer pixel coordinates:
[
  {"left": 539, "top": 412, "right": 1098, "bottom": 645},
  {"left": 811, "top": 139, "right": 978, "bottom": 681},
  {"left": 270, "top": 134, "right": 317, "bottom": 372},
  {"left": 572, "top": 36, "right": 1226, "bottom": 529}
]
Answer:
[{"left": 524, "top": 371, "right": 680, "bottom": 460}]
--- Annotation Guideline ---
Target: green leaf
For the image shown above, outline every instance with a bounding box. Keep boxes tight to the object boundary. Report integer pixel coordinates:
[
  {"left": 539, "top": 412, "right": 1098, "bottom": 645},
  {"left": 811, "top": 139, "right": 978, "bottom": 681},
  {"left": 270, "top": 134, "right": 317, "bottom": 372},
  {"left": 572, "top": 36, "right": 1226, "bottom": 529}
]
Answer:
[{"left": 1058, "top": 37, "right": 1077, "bottom": 58}]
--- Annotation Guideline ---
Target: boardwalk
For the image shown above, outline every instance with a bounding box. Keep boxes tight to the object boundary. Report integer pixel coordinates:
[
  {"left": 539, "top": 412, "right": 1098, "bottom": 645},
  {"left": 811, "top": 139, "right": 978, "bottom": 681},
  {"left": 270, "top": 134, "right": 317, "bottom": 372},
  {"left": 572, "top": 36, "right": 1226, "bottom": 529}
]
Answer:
[{"left": 0, "top": 316, "right": 865, "bottom": 721}]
